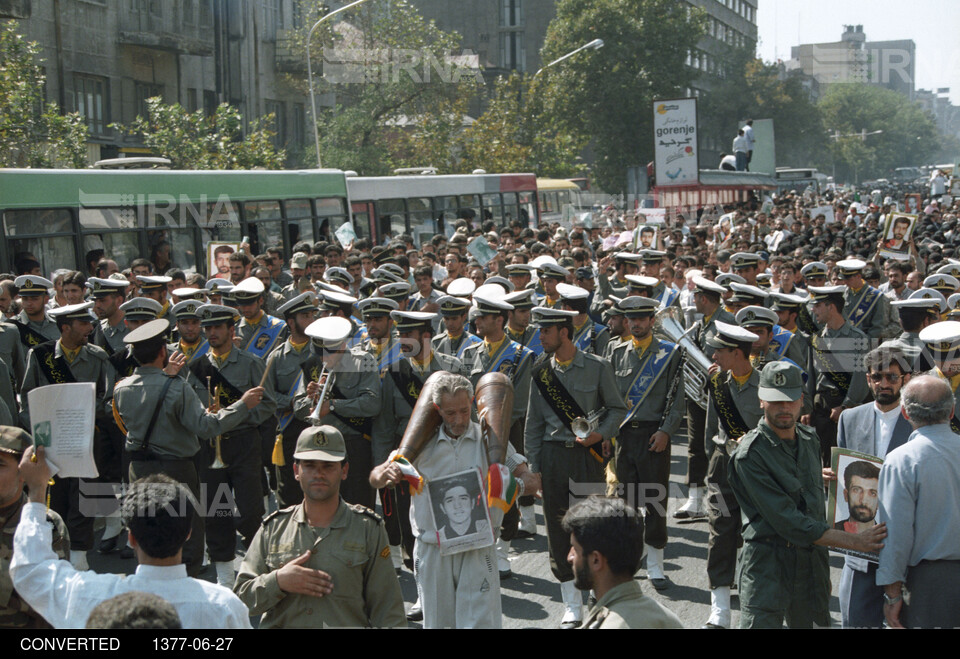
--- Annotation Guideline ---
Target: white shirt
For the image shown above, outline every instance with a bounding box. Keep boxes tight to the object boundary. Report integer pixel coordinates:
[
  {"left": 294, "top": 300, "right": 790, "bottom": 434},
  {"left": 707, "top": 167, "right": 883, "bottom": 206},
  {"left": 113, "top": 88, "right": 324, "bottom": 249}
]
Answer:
[
  {"left": 743, "top": 124, "right": 755, "bottom": 150},
  {"left": 733, "top": 135, "right": 748, "bottom": 154},
  {"left": 875, "top": 403, "right": 902, "bottom": 459},
  {"left": 11, "top": 502, "right": 252, "bottom": 629}
]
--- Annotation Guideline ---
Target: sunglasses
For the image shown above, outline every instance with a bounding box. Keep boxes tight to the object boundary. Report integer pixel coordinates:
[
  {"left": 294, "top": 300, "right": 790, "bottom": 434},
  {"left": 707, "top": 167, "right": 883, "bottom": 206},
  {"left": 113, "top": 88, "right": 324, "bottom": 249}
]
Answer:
[{"left": 868, "top": 373, "right": 903, "bottom": 383}]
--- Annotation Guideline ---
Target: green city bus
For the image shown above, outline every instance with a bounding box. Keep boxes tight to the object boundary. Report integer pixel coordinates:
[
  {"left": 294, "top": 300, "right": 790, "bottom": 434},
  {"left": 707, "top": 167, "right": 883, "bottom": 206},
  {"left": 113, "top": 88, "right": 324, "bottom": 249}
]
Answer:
[{"left": 0, "top": 168, "right": 351, "bottom": 276}]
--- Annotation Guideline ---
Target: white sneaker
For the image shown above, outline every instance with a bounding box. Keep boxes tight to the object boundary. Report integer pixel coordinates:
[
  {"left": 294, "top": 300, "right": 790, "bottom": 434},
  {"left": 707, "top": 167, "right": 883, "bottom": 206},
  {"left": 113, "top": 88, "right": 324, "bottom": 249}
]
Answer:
[
  {"left": 646, "top": 547, "right": 671, "bottom": 590},
  {"left": 705, "top": 586, "right": 732, "bottom": 628},
  {"left": 559, "top": 581, "right": 583, "bottom": 629},
  {"left": 673, "top": 485, "right": 707, "bottom": 519},
  {"left": 496, "top": 538, "right": 512, "bottom": 578},
  {"left": 69, "top": 549, "right": 89, "bottom": 571},
  {"left": 215, "top": 561, "right": 235, "bottom": 589},
  {"left": 518, "top": 504, "right": 537, "bottom": 536}
]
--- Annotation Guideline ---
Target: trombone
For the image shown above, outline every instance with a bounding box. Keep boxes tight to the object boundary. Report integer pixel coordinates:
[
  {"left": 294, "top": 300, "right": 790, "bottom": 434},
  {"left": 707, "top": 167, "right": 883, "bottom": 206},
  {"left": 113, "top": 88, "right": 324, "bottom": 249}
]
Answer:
[
  {"left": 207, "top": 376, "right": 227, "bottom": 469},
  {"left": 307, "top": 364, "right": 336, "bottom": 425}
]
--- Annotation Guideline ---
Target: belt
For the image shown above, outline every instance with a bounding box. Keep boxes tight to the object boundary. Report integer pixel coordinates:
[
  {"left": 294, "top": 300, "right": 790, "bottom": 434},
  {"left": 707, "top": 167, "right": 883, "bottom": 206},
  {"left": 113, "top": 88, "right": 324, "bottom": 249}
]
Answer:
[
  {"left": 747, "top": 537, "right": 815, "bottom": 551},
  {"left": 623, "top": 419, "right": 659, "bottom": 430},
  {"left": 127, "top": 450, "right": 191, "bottom": 463}
]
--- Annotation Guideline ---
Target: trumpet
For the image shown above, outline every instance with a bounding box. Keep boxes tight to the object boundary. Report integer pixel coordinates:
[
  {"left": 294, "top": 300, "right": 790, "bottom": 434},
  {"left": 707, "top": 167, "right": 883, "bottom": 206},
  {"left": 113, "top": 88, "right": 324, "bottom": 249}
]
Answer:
[
  {"left": 307, "top": 364, "right": 336, "bottom": 425},
  {"left": 571, "top": 410, "right": 604, "bottom": 439},
  {"left": 207, "top": 376, "right": 227, "bottom": 469}
]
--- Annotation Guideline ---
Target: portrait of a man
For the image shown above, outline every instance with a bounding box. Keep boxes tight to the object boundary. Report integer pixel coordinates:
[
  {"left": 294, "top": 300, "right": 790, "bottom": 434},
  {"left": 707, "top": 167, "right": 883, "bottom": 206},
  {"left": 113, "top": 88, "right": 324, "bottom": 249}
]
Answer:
[
  {"left": 427, "top": 470, "right": 490, "bottom": 547},
  {"left": 834, "top": 460, "right": 881, "bottom": 534},
  {"left": 208, "top": 242, "right": 238, "bottom": 279},
  {"left": 883, "top": 215, "right": 914, "bottom": 252}
]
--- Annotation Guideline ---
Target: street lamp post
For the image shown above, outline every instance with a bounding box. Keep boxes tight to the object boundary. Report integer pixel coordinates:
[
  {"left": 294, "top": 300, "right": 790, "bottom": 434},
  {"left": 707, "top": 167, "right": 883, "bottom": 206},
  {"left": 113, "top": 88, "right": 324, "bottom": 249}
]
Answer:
[
  {"left": 534, "top": 38, "right": 604, "bottom": 78},
  {"left": 307, "top": 0, "right": 373, "bottom": 168}
]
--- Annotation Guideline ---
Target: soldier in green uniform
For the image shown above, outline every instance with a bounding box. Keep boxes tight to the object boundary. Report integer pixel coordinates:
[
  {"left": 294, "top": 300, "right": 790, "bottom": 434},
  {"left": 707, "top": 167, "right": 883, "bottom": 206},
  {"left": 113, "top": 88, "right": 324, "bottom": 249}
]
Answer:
[
  {"left": 608, "top": 296, "right": 683, "bottom": 590},
  {"left": 675, "top": 276, "right": 735, "bottom": 521},
  {"left": 0, "top": 426, "right": 69, "bottom": 628},
  {"left": 701, "top": 321, "right": 762, "bottom": 628},
  {"left": 728, "top": 361, "right": 887, "bottom": 629},
  {"left": 11, "top": 275, "right": 59, "bottom": 350},
  {"left": 292, "top": 315, "right": 381, "bottom": 510},
  {"left": 524, "top": 306, "right": 627, "bottom": 628},
  {"left": 264, "top": 292, "right": 319, "bottom": 508},
  {"left": 563, "top": 497, "right": 682, "bottom": 629},
  {"left": 234, "top": 425, "right": 406, "bottom": 628},
  {"left": 802, "top": 285, "right": 870, "bottom": 466},
  {"left": 537, "top": 262, "right": 569, "bottom": 309},
  {"left": 114, "top": 319, "right": 265, "bottom": 576},
  {"left": 20, "top": 302, "right": 114, "bottom": 570},
  {"left": 189, "top": 303, "right": 277, "bottom": 588},
  {"left": 87, "top": 276, "right": 130, "bottom": 355},
  {"left": 432, "top": 296, "right": 481, "bottom": 359}
]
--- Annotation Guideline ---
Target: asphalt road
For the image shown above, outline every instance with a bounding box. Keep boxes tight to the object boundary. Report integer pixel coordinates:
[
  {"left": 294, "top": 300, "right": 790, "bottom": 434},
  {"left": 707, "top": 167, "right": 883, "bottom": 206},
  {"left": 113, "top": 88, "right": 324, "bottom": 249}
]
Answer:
[{"left": 87, "top": 427, "right": 847, "bottom": 629}]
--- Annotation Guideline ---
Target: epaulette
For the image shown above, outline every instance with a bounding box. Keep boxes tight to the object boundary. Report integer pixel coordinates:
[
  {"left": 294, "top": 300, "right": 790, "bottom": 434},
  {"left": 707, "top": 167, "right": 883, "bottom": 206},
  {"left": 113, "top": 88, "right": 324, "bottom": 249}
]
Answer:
[
  {"left": 87, "top": 344, "right": 110, "bottom": 360},
  {"left": 347, "top": 502, "right": 383, "bottom": 524},
  {"left": 262, "top": 505, "right": 298, "bottom": 525}
]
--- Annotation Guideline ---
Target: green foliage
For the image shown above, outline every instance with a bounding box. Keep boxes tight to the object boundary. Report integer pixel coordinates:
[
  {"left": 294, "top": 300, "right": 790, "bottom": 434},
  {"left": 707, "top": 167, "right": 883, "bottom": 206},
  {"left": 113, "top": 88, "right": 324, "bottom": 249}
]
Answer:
[
  {"left": 0, "top": 20, "right": 88, "bottom": 168},
  {"left": 293, "top": 0, "right": 481, "bottom": 174},
  {"left": 700, "top": 49, "right": 827, "bottom": 169},
  {"left": 818, "top": 83, "right": 941, "bottom": 182},
  {"left": 114, "top": 98, "right": 286, "bottom": 170},
  {"left": 536, "top": 0, "right": 706, "bottom": 192},
  {"left": 460, "top": 73, "right": 584, "bottom": 177}
]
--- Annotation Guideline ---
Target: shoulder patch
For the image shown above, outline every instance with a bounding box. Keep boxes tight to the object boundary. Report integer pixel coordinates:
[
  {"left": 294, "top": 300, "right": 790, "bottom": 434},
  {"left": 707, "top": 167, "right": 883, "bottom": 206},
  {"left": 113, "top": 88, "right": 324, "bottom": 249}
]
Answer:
[
  {"left": 347, "top": 502, "right": 383, "bottom": 523},
  {"left": 380, "top": 545, "right": 391, "bottom": 559},
  {"left": 262, "top": 505, "right": 297, "bottom": 525},
  {"left": 87, "top": 345, "right": 110, "bottom": 359}
]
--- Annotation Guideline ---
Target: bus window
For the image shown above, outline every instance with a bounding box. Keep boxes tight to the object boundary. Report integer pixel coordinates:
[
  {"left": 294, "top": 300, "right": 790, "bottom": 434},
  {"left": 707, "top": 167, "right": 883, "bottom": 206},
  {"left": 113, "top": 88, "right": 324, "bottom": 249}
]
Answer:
[
  {"left": 4, "top": 209, "right": 77, "bottom": 274},
  {"left": 378, "top": 199, "right": 406, "bottom": 241},
  {"left": 146, "top": 229, "right": 199, "bottom": 274},
  {"left": 5, "top": 208, "right": 73, "bottom": 235},
  {"left": 408, "top": 197, "right": 436, "bottom": 245},
  {"left": 481, "top": 193, "right": 503, "bottom": 226},
  {"left": 458, "top": 195, "right": 479, "bottom": 226},
  {"left": 96, "top": 232, "right": 141, "bottom": 272},
  {"left": 502, "top": 193, "right": 520, "bottom": 227},
  {"left": 198, "top": 202, "right": 242, "bottom": 244},
  {"left": 9, "top": 236, "right": 77, "bottom": 274},
  {"left": 285, "top": 199, "right": 315, "bottom": 246},
  {"left": 243, "top": 201, "right": 283, "bottom": 255},
  {"left": 518, "top": 191, "right": 536, "bottom": 228},
  {"left": 316, "top": 197, "right": 351, "bottom": 243}
]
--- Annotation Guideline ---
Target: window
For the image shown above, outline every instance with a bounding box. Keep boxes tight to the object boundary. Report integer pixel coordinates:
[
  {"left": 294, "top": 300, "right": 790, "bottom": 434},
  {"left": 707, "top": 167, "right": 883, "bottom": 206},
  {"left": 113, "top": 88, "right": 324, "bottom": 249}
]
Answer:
[
  {"left": 186, "top": 88, "right": 198, "bottom": 113},
  {"left": 499, "top": 32, "right": 525, "bottom": 71},
  {"left": 500, "top": 0, "right": 522, "bottom": 27},
  {"left": 182, "top": 0, "right": 195, "bottom": 26},
  {"left": 203, "top": 89, "right": 218, "bottom": 117},
  {"left": 199, "top": 0, "right": 212, "bottom": 27},
  {"left": 135, "top": 82, "right": 163, "bottom": 120},
  {"left": 74, "top": 74, "right": 108, "bottom": 135}
]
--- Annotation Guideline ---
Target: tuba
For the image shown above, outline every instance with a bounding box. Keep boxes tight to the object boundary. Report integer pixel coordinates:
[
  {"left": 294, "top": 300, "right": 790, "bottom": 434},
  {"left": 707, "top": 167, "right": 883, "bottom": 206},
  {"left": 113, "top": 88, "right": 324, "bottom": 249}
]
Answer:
[
  {"left": 654, "top": 305, "right": 713, "bottom": 409},
  {"left": 475, "top": 373, "right": 514, "bottom": 466},
  {"left": 396, "top": 371, "right": 445, "bottom": 463}
]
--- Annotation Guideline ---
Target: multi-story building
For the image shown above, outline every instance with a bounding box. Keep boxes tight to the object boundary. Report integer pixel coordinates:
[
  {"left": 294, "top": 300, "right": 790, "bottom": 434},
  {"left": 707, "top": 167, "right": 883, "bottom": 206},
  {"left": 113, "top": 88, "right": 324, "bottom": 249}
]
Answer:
[
  {"left": 16, "top": 0, "right": 314, "bottom": 165},
  {"left": 790, "top": 25, "right": 916, "bottom": 101}
]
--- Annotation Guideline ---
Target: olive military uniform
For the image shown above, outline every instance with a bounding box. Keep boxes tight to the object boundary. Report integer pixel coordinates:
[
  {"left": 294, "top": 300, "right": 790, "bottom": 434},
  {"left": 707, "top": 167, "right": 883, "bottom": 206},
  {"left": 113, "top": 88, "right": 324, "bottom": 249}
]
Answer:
[
  {"left": 609, "top": 337, "right": 683, "bottom": 550},
  {"left": 727, "top": 418, "right": 831, "bottom": 629},
  {"left": 703, "top": 368, "right": 762, "bottom": 590},
  {"left": 843, "top": 285, "right": 898, "bottom": 339},
  {"left": 524, "top": 349, "right": 627, "bottom": 582},
  {"left": 234, "top": 499, "right": 406, "bottom": 628},
  {"left": 114, "top": 364, "right": 253, "bottom": 576},
  {"left": 579, "top": 581, "right": 683, "bottom": 629}
]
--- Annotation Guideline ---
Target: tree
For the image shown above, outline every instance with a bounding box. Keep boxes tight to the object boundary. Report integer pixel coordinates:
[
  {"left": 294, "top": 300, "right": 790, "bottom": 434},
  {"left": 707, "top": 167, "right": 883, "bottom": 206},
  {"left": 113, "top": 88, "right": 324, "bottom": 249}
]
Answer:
[
  {"left": 114, "top": 97, "right": 286, "bottom": 170},
  {"left": 537, "top": 0, "right": 706, "bottom": 192},
  {"left": 700, "top": 49, "right": 827, "bottom": 169},
  {"left": 818, "top": 83, "right": 941, "bottom": 182},
  {"left": 293, "top": 0, "right": 482, "bottom": 174},
  {"left": 459, "top": 73, "right": 584, "bottom": 177},
  {"left": 0, "top": 20, "right": 88, "bottom": 168}
]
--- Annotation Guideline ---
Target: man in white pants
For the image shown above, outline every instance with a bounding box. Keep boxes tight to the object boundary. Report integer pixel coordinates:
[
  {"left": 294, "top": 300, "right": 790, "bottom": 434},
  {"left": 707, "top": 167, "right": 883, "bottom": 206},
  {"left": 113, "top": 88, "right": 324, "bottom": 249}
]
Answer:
[{"left": 370, "top": 372, "right": 539, "bottom": 628}]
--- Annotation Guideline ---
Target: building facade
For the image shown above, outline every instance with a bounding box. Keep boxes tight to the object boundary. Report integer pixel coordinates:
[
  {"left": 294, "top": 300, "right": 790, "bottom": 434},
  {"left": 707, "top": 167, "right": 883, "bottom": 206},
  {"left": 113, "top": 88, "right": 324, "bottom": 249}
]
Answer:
[{"left": 16, "top": 0, "right": 314, "bottom": 165}]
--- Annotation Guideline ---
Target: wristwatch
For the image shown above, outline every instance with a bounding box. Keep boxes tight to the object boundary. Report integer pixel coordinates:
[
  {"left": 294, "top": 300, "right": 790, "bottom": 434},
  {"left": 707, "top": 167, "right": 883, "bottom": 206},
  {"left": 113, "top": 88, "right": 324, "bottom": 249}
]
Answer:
[
  {"left": 883, "top": 592, "right": 902, "bottom": 606},
  {"left": 329, "top": 400, "right": 336, "bottom": 413}
]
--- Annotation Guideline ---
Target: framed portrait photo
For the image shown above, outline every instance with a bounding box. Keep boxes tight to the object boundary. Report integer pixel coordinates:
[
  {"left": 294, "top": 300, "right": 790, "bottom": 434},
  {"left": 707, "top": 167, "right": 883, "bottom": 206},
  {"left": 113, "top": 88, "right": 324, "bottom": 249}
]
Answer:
[
  {"left": 879, "top": 213, "right": 917, "bottom": 259},
  {"left": 207, "top": 241, "right": 239, "bottom": 280},
  {"left": 426, "top": 468, "right": 494, "bottom": 556},
  {"left": 828, "top": 447, "right": 884, "bottom": 563}
]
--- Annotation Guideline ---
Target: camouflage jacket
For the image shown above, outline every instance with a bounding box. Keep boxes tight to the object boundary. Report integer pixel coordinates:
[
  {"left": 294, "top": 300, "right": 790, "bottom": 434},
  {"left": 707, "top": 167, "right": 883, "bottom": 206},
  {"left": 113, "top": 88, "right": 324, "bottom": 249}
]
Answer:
[{"left": 0, "top": 494, "right": 69, "bottom": 628}]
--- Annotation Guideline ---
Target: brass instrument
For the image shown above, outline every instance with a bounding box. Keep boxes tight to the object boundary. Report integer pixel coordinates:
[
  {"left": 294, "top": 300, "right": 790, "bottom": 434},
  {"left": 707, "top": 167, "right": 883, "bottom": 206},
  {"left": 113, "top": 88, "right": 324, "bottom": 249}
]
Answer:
[
  {"left": 207, "top": 376, "right": 227, "bottom": 469},
  {"left": 475, "top": 373, "right": 514, "bottom": 465},
  {"left": 654, "top": 305, "right": 713, "bottom": 409},
  {"left": 307, "top": 363, "right": 336, "bottom": 425},
  {"left": 571, "top": 410, "right": 604, "bottom": 439},
  {"left": 396, "top": 371, "right": 445, "bottom": 463}
]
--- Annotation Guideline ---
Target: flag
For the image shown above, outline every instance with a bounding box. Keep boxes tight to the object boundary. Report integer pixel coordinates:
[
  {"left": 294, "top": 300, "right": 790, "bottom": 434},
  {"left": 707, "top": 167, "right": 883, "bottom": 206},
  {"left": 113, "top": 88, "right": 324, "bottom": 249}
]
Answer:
[
  {"left": 486, "top": 463, "right": 519, "bottom": 513},
  {"left": 391, "top": 454, "right": 424, "bottom": 495}
]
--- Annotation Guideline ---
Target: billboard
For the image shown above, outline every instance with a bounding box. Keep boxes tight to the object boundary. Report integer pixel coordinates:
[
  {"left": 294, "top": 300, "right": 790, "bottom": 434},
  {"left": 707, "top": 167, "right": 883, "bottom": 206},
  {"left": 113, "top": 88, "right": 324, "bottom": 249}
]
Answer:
[{"left": 653, "top": 98, "right": 699, "bottom": 188}]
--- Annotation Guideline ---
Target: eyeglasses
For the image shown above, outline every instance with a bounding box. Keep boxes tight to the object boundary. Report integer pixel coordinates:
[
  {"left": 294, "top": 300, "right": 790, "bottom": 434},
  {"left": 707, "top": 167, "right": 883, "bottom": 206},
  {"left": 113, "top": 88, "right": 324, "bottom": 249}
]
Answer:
[{"left": 868, "top": 372, "right": 903, "bottom": 383}]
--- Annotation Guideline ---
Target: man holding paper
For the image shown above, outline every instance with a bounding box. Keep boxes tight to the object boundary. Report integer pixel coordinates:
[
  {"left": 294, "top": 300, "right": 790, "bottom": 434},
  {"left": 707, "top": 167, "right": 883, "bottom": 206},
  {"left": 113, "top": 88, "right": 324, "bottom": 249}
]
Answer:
[{"left": 19, "top": 302, "right": 114, "bottom": 571}]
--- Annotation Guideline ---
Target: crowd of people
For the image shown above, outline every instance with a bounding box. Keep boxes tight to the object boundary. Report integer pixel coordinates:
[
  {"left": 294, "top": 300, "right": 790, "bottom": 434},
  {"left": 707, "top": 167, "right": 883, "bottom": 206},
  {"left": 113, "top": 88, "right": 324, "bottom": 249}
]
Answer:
[{"left": 1, "top": 174, "right": 960, "bottom": 630}]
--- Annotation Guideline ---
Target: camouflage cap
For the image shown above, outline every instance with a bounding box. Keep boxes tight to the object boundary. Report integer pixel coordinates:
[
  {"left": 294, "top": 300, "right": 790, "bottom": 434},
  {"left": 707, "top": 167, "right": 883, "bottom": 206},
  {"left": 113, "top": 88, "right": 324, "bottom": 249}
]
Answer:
[{"left": 0, "top": 426, "right": 32, "bottom": 457}]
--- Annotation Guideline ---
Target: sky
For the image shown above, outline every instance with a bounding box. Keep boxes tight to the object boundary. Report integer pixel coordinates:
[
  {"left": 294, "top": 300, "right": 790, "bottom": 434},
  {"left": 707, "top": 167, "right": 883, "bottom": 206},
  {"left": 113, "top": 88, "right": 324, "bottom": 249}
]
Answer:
[{"left": 756, "top": 0, "right": 960, "bottom": 105}]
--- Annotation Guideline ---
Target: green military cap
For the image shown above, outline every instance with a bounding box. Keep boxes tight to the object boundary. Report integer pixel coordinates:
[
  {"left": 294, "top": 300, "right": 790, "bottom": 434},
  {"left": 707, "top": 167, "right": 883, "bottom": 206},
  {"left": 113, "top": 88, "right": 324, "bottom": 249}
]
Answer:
[
  {"left": 373, "top": 249, "right": 396, "bottom": 266},
  {"left": 0, "top": 425, "right": 32, "bottom": 456},
  {"left": 294, "top": 425, "right": 346, "bottom": 462},
  {"left": 606, "top": 296, "right": 626, "bottom": 316},
  {"left": 289, "top": 252, "right": 309, "bottom": 270},
  {"left": 15, "top": 275, "right": 53, "bottom": 297},
  {"left": 758, "top": 360, "right": 804, "bottom": 402}
]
